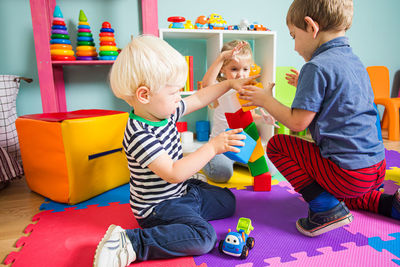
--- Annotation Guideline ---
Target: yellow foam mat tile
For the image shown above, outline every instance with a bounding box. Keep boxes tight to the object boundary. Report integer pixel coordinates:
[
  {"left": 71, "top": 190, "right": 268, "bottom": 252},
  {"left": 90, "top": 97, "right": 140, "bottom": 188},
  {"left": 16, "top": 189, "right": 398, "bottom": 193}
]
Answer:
[
  {"left": 204, "top": 165, "right": 279, "bottom": 190},
  {"left": 385, "top": 167, "right": 400, "bottom": 184}
]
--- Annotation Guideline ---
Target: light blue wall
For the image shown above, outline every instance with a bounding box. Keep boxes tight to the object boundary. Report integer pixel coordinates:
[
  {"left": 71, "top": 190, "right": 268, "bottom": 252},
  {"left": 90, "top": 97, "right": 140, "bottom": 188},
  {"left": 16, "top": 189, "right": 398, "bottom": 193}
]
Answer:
[{"left": 1, "top": 0, "right": 400, "bottom": 131}]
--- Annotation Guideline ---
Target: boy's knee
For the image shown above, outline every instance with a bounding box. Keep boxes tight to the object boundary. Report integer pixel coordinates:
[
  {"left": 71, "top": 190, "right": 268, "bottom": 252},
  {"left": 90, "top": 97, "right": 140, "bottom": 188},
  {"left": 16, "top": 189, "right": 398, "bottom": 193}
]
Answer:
[
  {"left": 267, "top": 135, "right": 280, "bottom": 155},
  {"left": 196, "top": 222, "right": 217, "bottom": 254}
]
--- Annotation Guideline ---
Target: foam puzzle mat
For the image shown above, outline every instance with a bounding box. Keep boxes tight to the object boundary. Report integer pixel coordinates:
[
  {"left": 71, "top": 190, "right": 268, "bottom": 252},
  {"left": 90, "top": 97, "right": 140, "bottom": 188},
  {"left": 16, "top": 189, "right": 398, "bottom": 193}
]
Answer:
[{"left": 4, "top": 149, "right": 400, "bottom": 266}]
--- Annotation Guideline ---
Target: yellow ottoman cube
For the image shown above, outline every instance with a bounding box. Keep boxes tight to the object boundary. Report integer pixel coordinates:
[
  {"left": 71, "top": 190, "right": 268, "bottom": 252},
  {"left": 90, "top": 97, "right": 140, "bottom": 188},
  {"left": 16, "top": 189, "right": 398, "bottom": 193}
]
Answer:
[{"left": 16, "top": 109, "right": 129, "bottom": 204}]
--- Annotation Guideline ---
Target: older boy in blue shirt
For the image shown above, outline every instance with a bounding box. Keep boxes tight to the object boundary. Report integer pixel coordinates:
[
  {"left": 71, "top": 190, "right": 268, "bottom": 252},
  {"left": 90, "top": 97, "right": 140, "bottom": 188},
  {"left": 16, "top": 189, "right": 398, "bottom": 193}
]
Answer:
[{"left": 239, "top": 0, "right": 400, "bottom": 237}]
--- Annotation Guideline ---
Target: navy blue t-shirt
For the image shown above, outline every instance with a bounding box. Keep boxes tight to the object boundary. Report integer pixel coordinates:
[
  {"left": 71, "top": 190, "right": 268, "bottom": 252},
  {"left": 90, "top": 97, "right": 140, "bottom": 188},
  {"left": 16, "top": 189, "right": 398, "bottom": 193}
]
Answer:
[{"left": 292, "top": 37, "right": 385, "bottom": 170}]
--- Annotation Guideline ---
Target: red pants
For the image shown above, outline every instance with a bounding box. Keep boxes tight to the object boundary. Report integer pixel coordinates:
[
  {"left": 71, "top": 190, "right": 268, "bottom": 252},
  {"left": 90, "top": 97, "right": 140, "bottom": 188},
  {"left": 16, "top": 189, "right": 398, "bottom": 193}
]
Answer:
[{"left": 267, "top": 134, "right": 386, "bottom": 213}]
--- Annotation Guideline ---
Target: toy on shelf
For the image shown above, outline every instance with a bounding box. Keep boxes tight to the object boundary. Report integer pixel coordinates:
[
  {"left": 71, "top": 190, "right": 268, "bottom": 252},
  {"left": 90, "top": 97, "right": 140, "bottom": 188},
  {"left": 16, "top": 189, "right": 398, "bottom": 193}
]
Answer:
[
  {"left": 219, "top": 217, "right": 255, "bottom": 259},
  {"left": 194, "top": 15, "right": 209, "bottom": 29},
  {"left": 239, "top": 19, "right": 250, "bottom": 31},
  {"left": 168, "top": 16, "right": 185, "bottom": 29},
  {"left": 208, "top": 13, "right": 227, "bottom": 30},
  {"left": 248, "top": 22, "right": 270, "bottom": 31},
  {"left": 98, "top": 22, "right": 118, "bottom": 60},
  {"left": 50, "top": 6, "right": 75, "bottom": 61},
  {"left": 76, "top": 10, "right": 98, "bottom": 60},
  {"left": 184, "top": 20, "right": 194, "bottom": 29}
]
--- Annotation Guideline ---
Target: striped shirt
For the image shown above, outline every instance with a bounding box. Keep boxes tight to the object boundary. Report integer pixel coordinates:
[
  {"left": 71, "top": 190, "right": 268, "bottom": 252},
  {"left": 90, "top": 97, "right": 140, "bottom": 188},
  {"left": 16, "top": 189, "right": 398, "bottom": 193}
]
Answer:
[{"left": 123, "top": 100, "right": 187, "bottom": 219}]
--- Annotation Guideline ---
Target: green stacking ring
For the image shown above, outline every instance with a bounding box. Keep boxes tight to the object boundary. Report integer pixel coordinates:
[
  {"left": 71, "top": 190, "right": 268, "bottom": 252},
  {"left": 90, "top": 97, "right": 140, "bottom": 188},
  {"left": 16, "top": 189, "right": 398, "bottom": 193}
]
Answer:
[
  {"left": 51, "top": 34, "right": 70, "bottom": 40},
  {"left": 99, "top": 51, "right": 119, "bottom": 56},
  {"left": 78, "top": 32, "right": 93, "bottom": 37},
  {"left": 77, "top": 41, "right": 95, "bottom": 46}
]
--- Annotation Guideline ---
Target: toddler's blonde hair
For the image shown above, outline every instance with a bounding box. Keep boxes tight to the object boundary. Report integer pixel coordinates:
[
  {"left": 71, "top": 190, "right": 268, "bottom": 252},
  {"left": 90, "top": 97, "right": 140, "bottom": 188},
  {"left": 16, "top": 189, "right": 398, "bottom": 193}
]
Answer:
[
  {"left": 286, "top": 0, "right": 353, "bottom": 32},
  {"left": 217, "top": 40, "right": 253, "bottom": 82},
  {"left": 109, "top": 35, "right": 188, "bottom": 105}
]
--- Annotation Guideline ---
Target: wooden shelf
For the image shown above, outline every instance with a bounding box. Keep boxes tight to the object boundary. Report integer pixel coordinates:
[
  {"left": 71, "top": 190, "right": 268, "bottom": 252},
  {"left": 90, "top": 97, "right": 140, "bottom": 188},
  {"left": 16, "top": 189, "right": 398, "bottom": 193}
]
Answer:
[{"left": 52, "top": 60, "right": 115, "bottom": 66}]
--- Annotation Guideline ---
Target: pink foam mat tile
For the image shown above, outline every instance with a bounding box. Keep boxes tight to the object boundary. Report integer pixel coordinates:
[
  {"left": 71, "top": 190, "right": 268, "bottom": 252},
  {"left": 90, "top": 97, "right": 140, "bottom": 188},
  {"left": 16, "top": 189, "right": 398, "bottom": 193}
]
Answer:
[
  {"left": 264, "top": 242, "right": 398, "bottom": 266},
  {"left": 3, "top": 203, "right": 200, "bottom": 267},
  {"left": 343, "top": 210, "right": 400, "bottom": 240}
]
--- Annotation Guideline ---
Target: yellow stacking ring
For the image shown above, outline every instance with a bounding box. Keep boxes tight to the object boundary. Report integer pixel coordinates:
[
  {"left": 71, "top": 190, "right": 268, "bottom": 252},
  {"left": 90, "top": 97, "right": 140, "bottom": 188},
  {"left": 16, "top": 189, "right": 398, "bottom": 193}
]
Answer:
[
  {"left": 76, "top": 50, "right": 98, "bottom": 57},
  {"left": 78, "top": 21, "right": 90, "bottom": 26},
  {"left": 51, "top": 49, "right": 75, "bottom": 56},
  {"left": 76, "top": 46, "right": 96, "bottom": 51},
  {"left": 99, "top": 36, "right": 115, "bottom": 42},
  {"left": 99, "top": 46, "right": 118, "bottom": 51},
  {"left": 50, "top": 44, "right": 72, "bottom": 50}
]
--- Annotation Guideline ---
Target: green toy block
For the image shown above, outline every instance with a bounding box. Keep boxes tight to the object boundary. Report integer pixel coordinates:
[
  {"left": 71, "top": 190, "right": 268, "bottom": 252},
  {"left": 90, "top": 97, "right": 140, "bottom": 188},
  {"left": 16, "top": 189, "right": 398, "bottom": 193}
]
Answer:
[
  {"left": 248, "top": 155, "right": 269, "bottom": 177},
  {"left": 244, "top": 122, "right": 259, "bottom": 141},
  {"left": 277, "top": 122, "right": 290, "bottom": 135}
]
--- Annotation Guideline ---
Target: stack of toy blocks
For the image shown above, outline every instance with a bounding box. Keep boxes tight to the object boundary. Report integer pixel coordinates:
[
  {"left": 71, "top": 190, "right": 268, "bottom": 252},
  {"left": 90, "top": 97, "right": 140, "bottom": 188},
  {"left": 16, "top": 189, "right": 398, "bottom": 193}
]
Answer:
[
  {"left": 15, "top": 110, "right": 130, "bottom": 204},
  {"left": 223, "top": 75, "right": 271, "bottom": 191}
]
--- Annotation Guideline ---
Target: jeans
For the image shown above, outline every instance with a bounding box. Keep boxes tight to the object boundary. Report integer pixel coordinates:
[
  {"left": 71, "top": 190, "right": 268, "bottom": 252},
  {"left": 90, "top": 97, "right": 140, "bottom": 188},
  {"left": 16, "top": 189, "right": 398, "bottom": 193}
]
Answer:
[
  {"left": 125, "top": 179, "right": 236, "bottom": 261},
  {"left": 203, "top": 153, "right": 278, "bottom": 183}
]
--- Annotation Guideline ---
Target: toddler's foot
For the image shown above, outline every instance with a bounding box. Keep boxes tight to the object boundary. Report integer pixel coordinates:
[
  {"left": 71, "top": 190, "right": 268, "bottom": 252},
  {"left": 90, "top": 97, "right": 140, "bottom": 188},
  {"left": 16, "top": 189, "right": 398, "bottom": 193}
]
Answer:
[
  {"left": 392, "top": 189, "right": 400, "bottom": 220},
  {"left": 93, "top": 225, "right": 136, "bottom": 267},
  {"left": 296, "top": 202, "right": 353, "bottom": 237}
]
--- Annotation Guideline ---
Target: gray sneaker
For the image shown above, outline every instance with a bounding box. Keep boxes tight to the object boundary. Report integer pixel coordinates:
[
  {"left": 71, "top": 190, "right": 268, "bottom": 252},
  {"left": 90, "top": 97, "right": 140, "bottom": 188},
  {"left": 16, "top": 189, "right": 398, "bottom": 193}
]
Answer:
[
  {"left": 296, "top": 202, "right": 353, "bottom": 237},
  {"left": 93, "top": 225, "right": 136, "bottom": 267}
]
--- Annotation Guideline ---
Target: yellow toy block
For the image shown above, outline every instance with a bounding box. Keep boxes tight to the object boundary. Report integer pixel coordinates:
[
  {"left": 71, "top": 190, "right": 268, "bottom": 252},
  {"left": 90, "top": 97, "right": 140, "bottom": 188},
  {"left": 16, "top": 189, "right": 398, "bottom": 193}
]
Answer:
[
  {"left": 16, "top": 110, "right": 130, "bottom": 204},
  {"left": 248, "top": 138, "right": 264, "bottom": 163}
]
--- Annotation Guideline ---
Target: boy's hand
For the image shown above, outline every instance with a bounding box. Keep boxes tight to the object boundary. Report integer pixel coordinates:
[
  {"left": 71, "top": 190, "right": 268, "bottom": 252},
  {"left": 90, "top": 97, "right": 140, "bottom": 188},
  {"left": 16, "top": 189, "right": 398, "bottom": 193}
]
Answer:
[
  {"left": 209, "top": 128, "right": 245, "bottom": 155},
  {"left": 285, "top": 68, "right": 299, "bottom": 87},
  {"left": 238, "top": 82, "right": 275, "bottom": 107}
]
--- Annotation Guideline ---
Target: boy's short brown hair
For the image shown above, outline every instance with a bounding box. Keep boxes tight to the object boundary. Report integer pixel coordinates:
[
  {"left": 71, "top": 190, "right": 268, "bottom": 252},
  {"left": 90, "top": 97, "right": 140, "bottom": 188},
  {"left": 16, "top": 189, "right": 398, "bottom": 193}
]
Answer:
[{"left": 286, "top": 0, "right": 353, "bottom": 32}]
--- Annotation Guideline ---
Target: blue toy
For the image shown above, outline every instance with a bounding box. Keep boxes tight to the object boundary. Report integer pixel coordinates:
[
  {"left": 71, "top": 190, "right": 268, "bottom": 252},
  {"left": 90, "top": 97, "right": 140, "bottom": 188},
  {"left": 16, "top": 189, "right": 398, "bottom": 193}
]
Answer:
[
  {"left": 196, "top": 120, "right": 210, "bottom": 141},
  {"left": 219, "top": 217, "right": 255, "bottom": 259},
  {"left": 223, "top": 129, "right": 256, "bottom": 164}
]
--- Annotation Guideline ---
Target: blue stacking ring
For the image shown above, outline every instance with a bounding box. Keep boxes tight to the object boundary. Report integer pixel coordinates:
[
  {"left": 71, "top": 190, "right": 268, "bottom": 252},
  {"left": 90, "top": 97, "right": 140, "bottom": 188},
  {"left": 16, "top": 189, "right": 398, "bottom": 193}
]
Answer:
[
  {"left": 52, "top": 25, "right": 67, "bottom": 30},
  {"left": 77, "top": 36, "right": 94, "bottom": 42},
  {"left": 50, "top": 39, "right": 71, "bottom": 44},
  {"left": 100, "top": 28, "right": 114, "bottom": 33},
  {"left": 78, "top": 25, "right": 91, "bottom": 29},
  {"left": 99, "top": 55, "right": 117, "bottom": 60}
]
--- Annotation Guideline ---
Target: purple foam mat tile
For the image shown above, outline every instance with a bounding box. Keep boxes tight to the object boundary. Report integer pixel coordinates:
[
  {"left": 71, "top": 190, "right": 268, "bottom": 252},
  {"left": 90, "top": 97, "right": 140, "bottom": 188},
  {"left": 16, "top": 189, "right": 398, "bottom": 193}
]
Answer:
[
  {"left": 194, "top": 185, "right": 368, "bottom": 266},
  {"left": 384, "top": 179, "right": 400, "bottom": 195},
  {"left": 386, "top": 149, "right": 400, "bottom": 169}
]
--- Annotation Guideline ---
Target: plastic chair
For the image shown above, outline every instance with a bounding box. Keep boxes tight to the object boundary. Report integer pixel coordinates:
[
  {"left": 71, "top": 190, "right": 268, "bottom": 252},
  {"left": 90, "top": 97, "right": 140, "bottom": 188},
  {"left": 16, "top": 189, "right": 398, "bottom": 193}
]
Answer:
[
  {"left": 367, "top": 66, "right": 400, "bottom": 141},
  {"left": 274, "top": 67, "right": 306, "bottom": 135}
]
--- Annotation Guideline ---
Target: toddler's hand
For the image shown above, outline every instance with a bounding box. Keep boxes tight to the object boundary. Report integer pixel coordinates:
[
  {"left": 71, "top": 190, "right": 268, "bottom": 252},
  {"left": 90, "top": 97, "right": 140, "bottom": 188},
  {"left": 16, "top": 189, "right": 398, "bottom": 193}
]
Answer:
[
  {"left": 259, "top": 109, "right": 279, "bottom": 128},
  {"left": 221, "top": 41, "right": 247, "bottom": 62},
  {"left": 209, "top": 128, "right": 245, "bottom": 155},
  {"left": 285, "top": 68, "right": 299, "bottom": 87}
]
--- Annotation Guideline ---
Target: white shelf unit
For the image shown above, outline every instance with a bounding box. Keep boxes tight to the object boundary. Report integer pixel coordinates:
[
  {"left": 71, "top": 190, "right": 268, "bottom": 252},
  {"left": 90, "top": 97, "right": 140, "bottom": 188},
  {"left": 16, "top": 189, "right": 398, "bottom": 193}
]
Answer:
[{"left": 159, "top": 28, "right": 277, "bottom": 139}]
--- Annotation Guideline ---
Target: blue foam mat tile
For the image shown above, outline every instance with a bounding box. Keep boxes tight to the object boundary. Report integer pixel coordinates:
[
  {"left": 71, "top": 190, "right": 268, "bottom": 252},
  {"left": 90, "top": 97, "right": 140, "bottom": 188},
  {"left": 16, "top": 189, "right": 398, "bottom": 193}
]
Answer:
[{"left": 39, "top": 183, "right": 129, "bottom": 212}]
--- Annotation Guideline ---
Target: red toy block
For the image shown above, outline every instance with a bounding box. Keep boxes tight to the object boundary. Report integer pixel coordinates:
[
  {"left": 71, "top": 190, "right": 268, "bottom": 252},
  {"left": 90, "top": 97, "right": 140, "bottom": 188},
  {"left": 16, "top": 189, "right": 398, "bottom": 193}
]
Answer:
[
  {"left": 225, "top": 109, "right": 253, "bottom": 130},
  {"left": 253, "top": 172, "right": 271, "bottom": 191}
]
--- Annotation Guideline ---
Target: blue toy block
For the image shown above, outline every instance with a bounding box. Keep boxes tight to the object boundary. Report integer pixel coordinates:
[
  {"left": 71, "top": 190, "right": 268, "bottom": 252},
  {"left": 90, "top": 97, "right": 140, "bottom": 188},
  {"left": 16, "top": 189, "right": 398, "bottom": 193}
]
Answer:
[
  {"left": 196, "top": 120, "right": 210, "bottom": 141},
  {"left": 223, "top": 128, "right": 257, "bottom": 164}
]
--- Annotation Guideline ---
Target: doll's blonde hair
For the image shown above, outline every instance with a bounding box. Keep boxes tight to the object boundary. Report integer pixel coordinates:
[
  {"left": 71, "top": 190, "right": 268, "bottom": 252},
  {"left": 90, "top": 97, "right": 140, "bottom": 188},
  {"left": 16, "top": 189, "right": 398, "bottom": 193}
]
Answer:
[{"left": 109, "top": 35, "right": 188, "bottom": 105}]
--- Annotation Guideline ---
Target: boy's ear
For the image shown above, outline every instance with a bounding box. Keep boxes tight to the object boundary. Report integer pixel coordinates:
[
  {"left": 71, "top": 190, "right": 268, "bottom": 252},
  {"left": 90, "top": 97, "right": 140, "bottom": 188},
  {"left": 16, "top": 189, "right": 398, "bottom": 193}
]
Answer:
[
  {"left": 136, "top": 86, "right": 151, "bottom": 104},
  {"left": 304, "top": 16, "right": 319, "bottom": 38}
]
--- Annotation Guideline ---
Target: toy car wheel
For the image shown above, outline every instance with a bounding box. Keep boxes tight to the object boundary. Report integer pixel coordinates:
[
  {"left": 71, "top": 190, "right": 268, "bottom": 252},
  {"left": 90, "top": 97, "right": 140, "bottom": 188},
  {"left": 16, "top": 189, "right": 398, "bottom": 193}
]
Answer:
[
  {"left": 246, "top": 237, "right": 255, "bottom": 249},
  {"left": 218, "top": 240, "right": 224, "bottom": 253},
  {"left": 240, "top": 245, "right": 249, "bottom": 259}
]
